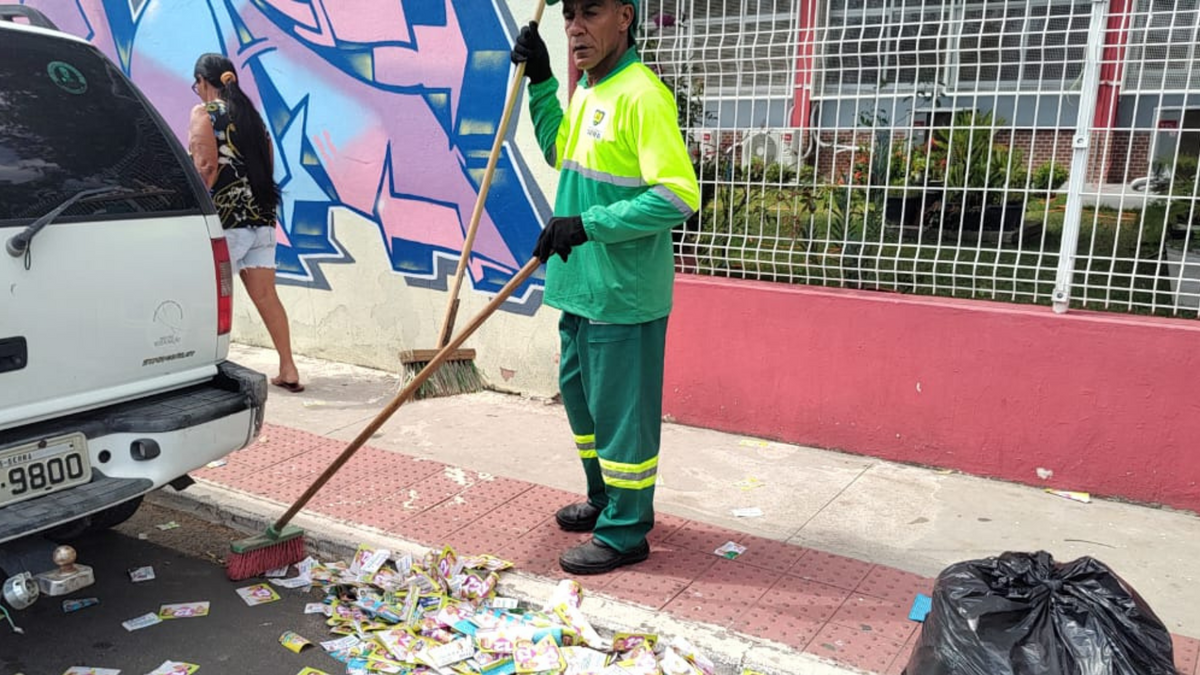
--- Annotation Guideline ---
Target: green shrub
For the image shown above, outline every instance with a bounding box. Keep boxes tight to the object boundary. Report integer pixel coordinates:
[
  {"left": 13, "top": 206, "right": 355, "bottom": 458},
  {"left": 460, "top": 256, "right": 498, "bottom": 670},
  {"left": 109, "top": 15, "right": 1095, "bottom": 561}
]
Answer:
[{"left": 1030, "top": 161, "right": 1070, "bottom": 194}]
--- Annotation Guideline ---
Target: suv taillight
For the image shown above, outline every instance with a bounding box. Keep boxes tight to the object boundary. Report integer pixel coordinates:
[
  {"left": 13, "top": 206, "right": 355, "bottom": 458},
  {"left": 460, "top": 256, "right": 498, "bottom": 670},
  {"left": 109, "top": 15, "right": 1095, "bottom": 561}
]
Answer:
[{"left": 212, "top": 237, "right": 233, "bottom": 335}]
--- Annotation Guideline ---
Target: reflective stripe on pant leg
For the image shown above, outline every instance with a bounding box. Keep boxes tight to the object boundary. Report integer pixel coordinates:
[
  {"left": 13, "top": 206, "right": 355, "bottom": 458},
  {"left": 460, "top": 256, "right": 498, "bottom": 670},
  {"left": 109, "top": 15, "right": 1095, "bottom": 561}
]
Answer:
[
  {"left": 598, "top": 456, "right": 658, "bottom": 490},
  {"left": 583, "top": 316, "right": 667, "bottom": 553},
  {"left": 559, "top": 312, "right": 605, "bottom": 509},
  {"left": 575, "top": 434, "right": 597, "bottom": 459}
]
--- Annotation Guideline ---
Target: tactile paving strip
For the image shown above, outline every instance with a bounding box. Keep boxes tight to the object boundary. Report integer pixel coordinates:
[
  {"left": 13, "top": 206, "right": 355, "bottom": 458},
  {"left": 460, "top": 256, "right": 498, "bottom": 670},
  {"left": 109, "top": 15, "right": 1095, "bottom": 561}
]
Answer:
[
  {"left": 662, "top": 559, "right": 777, "bottom": 627},
  {"left": 603, "top": 546, "right": 717, "bottom": 611},
  {"left": 468, "top": 502, "right": 552, "bottom": 537},
  {"left": 855, "top": 565, "right": 935, "bottom": 606},
  {"left": 454, "top": 476, "right": 530, "bottom": 508},
  {"left": 507, "top": 484, "right": 582, "bottom": 514},
  {"left": 733, "top": 534, "right": 809, "bottom": 574},
  {"left": 805, "top": 622, "right": 906, "bottom": 674},
  {"left": 829, "top": 593, "right": 918, "bottom": 645},
  {"left": 663, "top": 520, "right": 744, "bottom": 553},
  {"left": 788, "top": 549, "right": 874, "bottom": 590},
  {"left": 1175, "top": 635, "right": 1200, "bottom": 675}
]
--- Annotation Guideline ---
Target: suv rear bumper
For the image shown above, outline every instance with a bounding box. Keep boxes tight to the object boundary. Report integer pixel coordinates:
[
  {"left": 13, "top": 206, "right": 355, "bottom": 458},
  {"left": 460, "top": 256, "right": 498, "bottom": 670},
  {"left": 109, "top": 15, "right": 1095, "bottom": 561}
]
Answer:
[{"left": 0, "top": 361, "right": 266, "bottom": 543}]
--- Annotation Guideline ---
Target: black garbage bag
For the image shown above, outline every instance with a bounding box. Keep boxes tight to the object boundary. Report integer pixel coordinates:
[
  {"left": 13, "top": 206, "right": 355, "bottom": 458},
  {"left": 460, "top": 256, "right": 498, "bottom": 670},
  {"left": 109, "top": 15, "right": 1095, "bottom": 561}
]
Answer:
[{"left": 904, "top": 551, "right": 1177, "bottom": 675}]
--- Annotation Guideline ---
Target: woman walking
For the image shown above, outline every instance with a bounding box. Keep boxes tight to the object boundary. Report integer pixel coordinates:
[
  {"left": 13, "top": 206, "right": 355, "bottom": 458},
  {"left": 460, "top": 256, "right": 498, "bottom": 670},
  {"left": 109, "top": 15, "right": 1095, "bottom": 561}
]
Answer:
[{"left": 188, "top": 53, "right": 303, "bottom": 392}]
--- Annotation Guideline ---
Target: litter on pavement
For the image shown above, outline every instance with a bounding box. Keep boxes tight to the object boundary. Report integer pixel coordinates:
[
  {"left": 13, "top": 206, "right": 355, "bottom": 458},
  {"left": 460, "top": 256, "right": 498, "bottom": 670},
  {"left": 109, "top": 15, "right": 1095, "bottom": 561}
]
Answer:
[
  {"left": 908, "top": 593, "right": 932, "bottom": 622},
  {"left": 121, "top": 612, "right": 162, "bottom": 631},
  {"left": 236, "top": 583, "right": 281, "bottom": 606},
  {"left": 157, "top": 601, "right": 210, "bottom": 619},
  {"left": 257, "top": 542, "right": 720, "bottom": 675},
  {"left": 129, "top": 566, "right": 156, "bottom": 583},
  {"left": 1045, "top": 489, "right": 1091, "bottom": 504},
  {"left": 145, "top": 661, "right": 200, "bottom": 674},
  {"left": 713, "top": 541, "right": 747, "bottom": 560},
  {"left": 61, "top": 597, "right": 99, "bottom": 613},
  {"left": 280, "top": 630, "right": 315, "bottom": 653}
]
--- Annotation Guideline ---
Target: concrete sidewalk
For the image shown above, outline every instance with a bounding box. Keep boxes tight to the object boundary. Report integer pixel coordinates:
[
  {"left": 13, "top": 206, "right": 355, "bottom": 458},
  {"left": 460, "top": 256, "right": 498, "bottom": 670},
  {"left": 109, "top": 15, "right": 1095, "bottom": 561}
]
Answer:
[{"left": 171, "top": 343, "right": 1200, "bottom": 673}]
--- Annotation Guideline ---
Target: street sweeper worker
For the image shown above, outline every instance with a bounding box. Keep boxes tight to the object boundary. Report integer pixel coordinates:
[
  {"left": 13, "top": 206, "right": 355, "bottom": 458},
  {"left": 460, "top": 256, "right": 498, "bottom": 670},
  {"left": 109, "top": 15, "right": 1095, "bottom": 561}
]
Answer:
[{"left": 511, "top": 0, "right": 700, "bottom": 575}]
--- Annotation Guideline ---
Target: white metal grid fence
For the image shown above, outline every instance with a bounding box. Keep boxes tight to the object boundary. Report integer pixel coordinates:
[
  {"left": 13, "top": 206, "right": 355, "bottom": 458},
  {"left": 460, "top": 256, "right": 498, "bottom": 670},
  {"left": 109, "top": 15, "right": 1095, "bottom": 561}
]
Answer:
[{"left": 640, "top": 0, "right": 1200, "bottom": 318}]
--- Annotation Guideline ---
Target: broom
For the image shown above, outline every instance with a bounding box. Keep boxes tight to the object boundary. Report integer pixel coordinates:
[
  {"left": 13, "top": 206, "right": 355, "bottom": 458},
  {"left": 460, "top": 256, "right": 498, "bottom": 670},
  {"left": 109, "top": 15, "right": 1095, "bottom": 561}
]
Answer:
[
  {"left": 226, "top": 257, "right": 543, "bottom": 580},
  {"left": 400, "top": 0, "right": 547, "bottom": 399}
]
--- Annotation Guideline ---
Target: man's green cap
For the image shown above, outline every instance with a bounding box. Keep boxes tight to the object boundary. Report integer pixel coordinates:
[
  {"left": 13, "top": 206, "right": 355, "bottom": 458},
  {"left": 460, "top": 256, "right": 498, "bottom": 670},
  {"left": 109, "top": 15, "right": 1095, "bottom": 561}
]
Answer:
[{"left": 545, "top": 0, "right": 639, "bottom": 39}]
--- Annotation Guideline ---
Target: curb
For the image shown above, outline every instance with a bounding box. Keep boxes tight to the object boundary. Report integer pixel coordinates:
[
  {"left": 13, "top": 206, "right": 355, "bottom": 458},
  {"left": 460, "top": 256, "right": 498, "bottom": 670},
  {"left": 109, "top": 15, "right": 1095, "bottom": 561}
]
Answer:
[{"left": 148, "top": 481, "right": 869, "bottom": 675}]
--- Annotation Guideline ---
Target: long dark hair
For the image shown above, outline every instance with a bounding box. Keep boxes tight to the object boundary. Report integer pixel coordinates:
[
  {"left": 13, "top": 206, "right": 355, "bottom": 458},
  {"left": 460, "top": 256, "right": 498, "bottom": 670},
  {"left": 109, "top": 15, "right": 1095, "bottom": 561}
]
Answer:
[{"left": 193, "top": 53, "right": 278, "bottom": 214}]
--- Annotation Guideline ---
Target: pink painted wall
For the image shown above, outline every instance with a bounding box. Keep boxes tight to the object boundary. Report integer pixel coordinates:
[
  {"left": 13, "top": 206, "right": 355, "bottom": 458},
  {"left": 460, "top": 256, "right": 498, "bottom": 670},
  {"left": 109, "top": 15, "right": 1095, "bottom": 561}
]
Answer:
[{"left": 663, "top": 276, "right": 1200, "bottom": 513}]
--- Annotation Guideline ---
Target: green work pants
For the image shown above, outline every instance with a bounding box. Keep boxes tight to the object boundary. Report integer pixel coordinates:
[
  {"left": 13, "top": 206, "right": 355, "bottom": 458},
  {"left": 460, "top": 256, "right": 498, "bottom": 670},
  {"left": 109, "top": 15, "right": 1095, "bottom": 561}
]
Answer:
[{"left": 558, "top": 312, "right": 667, "bottom": 553}]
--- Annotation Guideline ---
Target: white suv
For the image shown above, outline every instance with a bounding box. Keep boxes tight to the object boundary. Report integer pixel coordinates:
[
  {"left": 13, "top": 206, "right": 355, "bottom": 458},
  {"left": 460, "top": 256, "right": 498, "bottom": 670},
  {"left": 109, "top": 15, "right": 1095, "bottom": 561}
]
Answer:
[{"left": 0, "top": 7, "right": 266, "bottom": 545}]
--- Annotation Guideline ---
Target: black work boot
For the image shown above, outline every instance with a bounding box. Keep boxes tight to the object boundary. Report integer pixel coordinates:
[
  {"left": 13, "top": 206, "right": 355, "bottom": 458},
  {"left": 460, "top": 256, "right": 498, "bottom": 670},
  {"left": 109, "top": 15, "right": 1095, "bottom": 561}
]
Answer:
[
  {"left": 559, "top": 538, "right": 650, "bottom": 575},
  {"left": 555, "top": 502, "right": 601, "bottom": 532}
]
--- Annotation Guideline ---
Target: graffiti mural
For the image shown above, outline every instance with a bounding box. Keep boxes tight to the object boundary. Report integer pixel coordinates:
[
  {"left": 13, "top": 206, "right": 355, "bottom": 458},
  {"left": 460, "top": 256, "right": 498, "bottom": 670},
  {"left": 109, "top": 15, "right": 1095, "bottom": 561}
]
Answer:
[{"left": 24, "top": 0, "right": 548, "bottom": 306}]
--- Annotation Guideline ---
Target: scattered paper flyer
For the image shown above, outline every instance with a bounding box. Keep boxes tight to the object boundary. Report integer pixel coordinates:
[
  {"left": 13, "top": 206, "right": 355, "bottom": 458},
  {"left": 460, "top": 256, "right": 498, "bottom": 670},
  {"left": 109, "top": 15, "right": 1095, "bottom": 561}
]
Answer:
[
  {"left": 420, "top": 637, "right": 474, "bottom": 668},
  {"left": 122, "top": 613, "right": 162, "bottom": 631},
  {"left": 236, "top": 583, "right": 281, "bottom": 606},
  {"left": 512, "top": 636, "right": 564, "bottom": 673},
  {"left": 320, "top": 635, "right": 361, "bottom": 652},
  {"left": 264, "top": 565, "right": 290, "bottom": 578},
  {"left": 731, "top": 507, "right": 764, "bottom": 518},
  {"left": 714, "top": 541, "right": 747, "bottom": 559},
  {"left": 489, "top": 597, "right": 519, "bottom": 610},
  {"left": 62, "top": 597, "right": 99, "bottom": 613},
  {"left": 1045, "top": 489, "right": 1091, "bottom": 503},
  {"left": 155, "top": 521, "right": 180, "bottom": 531},
  {"left": 349, "top": 545, "right": 390, "bottom": 576},
  {"left": 158, "top": 602, "right": 210, "bottom": 619},
  {"left": 145, "top": 662, "right": 199, "bottom": 674},
  {"left": 304, "top": 602, "right": 331, "bottom": 616},
  {"left": 279, "top": 630, "right": 313, "bottom": 653},
  {"left": 612, "top": 632, "right": 658, "bottom": 652},
  {"left": 271, "top": 556, "right": 317, "bottom": 589},
  {"left": 295, "top": 669, "right": 329, "bottom": 675},
  {"left": 128, "top": 566, "right": 156, "bottom": 583},
  {"left": 62, "top": 668, "right": 120, "bottom": 675}
]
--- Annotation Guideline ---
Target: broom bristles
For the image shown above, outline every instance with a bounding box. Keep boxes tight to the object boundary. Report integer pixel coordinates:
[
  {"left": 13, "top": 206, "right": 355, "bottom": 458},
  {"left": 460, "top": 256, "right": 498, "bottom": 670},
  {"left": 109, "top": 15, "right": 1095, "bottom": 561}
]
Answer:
[
  {"left": 225, "top": 537, "right": 305, "bottom": 581},
  {"left": 406, "top": 358, "right": 484, "bottom": 400}
]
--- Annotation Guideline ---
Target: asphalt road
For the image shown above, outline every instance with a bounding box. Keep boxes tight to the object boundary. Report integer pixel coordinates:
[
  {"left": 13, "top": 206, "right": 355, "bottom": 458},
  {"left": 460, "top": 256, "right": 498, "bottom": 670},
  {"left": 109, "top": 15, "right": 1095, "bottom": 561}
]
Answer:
[{"left": 0, "top": 502, "right": 342, "bottom": 675}]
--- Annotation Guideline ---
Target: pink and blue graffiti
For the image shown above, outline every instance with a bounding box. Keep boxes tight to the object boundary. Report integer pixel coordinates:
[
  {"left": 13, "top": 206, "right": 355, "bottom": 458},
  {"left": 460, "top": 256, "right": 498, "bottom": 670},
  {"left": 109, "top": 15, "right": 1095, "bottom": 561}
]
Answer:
[{"left": 26, "top": 0, "right": 548, "bottom": 305}]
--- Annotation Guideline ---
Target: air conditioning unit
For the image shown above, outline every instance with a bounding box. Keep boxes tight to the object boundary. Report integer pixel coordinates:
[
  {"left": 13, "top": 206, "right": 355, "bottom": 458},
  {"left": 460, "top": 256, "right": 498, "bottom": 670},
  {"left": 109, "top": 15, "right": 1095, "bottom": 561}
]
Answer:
[{"left": 741, "top": 129, "right": 802, "bottom": 172}]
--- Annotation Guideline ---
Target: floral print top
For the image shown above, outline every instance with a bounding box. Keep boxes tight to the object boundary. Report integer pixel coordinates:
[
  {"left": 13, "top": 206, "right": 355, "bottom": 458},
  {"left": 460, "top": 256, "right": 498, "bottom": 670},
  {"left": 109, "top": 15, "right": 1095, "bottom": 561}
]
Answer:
[{"left": 205, "top": 100, "right": 275, "bottom": 229}]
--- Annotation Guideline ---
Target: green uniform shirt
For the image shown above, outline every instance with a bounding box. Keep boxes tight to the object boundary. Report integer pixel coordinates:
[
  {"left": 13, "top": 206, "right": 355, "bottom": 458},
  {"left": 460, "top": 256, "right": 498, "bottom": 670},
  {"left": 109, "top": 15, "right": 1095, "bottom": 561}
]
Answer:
[{"left": 527, "top": 48, "right": 701, "bottom": 324}]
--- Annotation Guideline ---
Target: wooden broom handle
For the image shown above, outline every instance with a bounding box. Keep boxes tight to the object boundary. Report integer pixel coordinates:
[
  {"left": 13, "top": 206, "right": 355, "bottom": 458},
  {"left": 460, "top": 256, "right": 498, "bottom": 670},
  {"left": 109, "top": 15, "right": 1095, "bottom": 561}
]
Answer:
[
  {"left": 437, "top": 0, "right": 548, "bottom": 347},
  {"left": 274, "top": 257, "right": 543, "bottom": 530}
]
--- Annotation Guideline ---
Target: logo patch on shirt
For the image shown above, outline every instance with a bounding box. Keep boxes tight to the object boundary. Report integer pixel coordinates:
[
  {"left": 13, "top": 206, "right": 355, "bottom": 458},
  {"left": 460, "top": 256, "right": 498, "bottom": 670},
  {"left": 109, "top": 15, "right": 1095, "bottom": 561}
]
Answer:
[{"left": 587, "top": 107, "right": 609, "bottom": 140}]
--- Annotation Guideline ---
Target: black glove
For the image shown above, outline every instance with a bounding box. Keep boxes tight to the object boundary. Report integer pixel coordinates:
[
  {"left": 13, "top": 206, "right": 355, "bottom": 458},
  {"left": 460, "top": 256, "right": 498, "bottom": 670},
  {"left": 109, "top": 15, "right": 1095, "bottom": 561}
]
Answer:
[
  {"left": 533, "top": 216, "right": 587, "bottom": 263},
  {"left": 511, "top": 21, "right": 552, "bottom": 85}
]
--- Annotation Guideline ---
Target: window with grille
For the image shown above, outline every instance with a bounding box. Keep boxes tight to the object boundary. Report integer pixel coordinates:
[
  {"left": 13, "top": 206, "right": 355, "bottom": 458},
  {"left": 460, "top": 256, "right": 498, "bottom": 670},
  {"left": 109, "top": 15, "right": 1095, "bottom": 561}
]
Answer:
[
  {"left": 821, "top": 0, "right": 947, "bottom": 90},
  {"left": 820, "top": 0, "right": 1090, "bottom": 96},
  {"left": 641, "top": 1, "right": 799, "bottom": 99},
  {"left": 1123, "top": 0, "right": 1200, "bottom": 92}
]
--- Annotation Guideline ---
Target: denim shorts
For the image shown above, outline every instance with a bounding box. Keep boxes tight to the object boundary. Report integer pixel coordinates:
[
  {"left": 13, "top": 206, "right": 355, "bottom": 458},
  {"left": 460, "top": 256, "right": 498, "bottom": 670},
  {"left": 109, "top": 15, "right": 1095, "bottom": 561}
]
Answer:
[{"left": 224, "top": 226, "right": 277, "bottom": 274}]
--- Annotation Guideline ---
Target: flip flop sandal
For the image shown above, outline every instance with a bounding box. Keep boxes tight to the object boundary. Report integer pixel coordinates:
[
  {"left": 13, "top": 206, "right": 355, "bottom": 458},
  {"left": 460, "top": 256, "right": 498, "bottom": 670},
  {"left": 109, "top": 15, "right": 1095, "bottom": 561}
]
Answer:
[{"left": 271, "top": 379, "right": 305, "bottom": 393}]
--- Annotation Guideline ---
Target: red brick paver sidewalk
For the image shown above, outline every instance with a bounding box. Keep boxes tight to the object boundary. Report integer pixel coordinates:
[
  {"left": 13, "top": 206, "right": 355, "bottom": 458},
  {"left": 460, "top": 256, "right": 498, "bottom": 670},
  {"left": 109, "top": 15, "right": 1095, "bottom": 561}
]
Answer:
[{"left": 194, "top": 424, "right": 1200, "bottom": 675}]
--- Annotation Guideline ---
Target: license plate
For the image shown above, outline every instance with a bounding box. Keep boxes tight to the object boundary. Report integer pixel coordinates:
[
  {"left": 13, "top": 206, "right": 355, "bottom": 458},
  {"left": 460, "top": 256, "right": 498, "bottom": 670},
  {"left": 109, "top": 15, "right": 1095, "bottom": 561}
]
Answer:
[{"left": 0, "top": 433, "right": 91, "bottom": 507}]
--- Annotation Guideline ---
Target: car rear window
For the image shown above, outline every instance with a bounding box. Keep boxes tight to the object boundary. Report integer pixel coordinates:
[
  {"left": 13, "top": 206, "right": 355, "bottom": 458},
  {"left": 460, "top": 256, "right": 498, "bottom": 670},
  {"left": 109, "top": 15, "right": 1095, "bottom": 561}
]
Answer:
[{"left": 0, "top": 30, "right": 205, "bottom": 226}]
